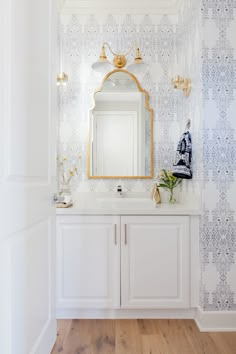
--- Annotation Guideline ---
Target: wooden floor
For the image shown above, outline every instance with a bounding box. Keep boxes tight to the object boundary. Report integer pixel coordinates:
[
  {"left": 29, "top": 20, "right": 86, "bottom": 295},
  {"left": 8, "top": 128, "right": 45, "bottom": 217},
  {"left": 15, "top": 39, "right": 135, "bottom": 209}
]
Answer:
[{"left": 51, "top": 319, "right": 236, "bottom": 354}]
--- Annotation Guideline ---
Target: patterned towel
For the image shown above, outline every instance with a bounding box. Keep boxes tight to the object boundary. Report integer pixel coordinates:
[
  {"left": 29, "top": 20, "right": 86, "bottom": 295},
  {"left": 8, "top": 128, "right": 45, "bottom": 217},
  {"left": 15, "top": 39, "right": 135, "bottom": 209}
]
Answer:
[{"left": 173, "top": 131, "right": 192, "bottom": 179}]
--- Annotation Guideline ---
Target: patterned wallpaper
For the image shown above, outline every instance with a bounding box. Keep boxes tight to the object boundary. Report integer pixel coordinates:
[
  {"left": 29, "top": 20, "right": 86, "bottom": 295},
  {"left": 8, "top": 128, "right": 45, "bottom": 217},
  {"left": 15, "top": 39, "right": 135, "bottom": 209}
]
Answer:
[
  {"left": 58, "top": 9, "right": 201, "bottom": 196},
  {"left": 200, "top": 0, "right": 236, "bottom": 310}
]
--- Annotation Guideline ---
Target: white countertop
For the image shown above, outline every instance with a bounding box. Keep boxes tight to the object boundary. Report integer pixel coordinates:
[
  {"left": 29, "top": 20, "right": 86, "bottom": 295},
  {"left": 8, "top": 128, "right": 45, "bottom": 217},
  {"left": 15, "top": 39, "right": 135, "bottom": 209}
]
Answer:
[{"left": 56, "top": 192, "right": 201, "bottom": 216}]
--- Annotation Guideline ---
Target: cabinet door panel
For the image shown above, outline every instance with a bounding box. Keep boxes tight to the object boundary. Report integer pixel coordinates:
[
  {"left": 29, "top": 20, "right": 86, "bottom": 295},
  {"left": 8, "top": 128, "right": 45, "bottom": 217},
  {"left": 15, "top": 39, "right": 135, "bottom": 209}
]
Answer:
[
  {"left": 57, "top": 216, "right": 120, "bottom": 309},
  {"left": 121, "top": 216, "right": 189, "bottom": 308}
]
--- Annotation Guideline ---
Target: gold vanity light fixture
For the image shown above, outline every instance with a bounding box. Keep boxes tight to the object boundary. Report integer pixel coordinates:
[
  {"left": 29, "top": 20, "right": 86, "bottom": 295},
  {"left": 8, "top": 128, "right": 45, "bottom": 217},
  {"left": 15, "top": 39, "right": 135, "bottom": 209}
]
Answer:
[
  {"left": 92, "top": 43, "right": 148, "bottom": 74},
  {"left": 171, "top": 75, "right": 192, "bottom": 97},
  {"left": 57, "top": 72, "right": 69, "bottom": 86}
]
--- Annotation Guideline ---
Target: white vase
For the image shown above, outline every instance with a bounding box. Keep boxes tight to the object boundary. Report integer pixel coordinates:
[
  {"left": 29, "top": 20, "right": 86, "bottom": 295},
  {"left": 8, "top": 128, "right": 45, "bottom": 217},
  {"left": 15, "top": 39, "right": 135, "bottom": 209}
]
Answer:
[{"left": 60, "top": 181, "right": 71, "bottom": 197}]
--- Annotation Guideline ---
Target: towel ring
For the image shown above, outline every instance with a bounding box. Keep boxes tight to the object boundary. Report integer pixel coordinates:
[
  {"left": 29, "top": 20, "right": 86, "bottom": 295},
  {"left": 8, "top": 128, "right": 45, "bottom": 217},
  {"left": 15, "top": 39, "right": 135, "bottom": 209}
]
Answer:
[{"left": 185, "top": 119, "right": 191, "bottom": 131}]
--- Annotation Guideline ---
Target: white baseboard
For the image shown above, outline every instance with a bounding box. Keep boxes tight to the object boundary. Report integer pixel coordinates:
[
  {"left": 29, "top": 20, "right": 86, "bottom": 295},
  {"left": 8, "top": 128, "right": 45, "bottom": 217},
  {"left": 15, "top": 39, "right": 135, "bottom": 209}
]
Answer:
[
  {"left": 195, "top": 307, "right": 236, "bottom": 332},
  {"left": 56, "top": 308, "right": 196, "bottom": 320},
  {"left": 57, "top": 307, "right": 236, "bottom": 332}
]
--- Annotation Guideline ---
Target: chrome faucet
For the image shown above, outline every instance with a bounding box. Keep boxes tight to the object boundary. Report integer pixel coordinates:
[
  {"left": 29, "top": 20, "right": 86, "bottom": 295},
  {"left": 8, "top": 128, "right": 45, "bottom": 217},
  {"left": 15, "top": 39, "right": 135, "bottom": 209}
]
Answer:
[{"left": 117, "top": 185, "right": 123, "bottom": 197}]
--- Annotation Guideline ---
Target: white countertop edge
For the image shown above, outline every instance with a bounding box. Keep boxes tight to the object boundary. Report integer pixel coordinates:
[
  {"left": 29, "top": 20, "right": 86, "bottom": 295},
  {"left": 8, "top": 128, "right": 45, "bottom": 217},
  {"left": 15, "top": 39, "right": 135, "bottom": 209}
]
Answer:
[{"left": 56, "top": 206, "right": 201, "bottom": 216}]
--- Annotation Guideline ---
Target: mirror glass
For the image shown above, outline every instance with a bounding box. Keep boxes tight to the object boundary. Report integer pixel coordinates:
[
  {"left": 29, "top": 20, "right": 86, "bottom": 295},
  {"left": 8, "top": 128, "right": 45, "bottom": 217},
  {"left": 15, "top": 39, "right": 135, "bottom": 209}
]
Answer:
[{"left": 88, "top": 70, "right": 154, "bottom": 179}]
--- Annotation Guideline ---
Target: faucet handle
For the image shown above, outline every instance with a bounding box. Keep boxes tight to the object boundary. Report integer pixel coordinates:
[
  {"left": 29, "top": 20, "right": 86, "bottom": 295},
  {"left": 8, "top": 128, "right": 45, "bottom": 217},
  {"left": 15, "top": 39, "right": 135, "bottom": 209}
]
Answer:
[{"left": 117, "top": 185, "right": 122, "bottom": 192}]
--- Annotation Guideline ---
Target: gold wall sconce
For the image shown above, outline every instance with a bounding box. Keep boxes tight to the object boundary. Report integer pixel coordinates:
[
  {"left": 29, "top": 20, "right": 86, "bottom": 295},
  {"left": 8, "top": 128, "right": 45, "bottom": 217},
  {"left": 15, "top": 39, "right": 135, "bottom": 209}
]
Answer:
[
  {"left": 171, "top": 75, "right": 192, "bottom": 97},
  {"left": 92, "top": 43, "right": 148, "bottom": 74},
  {"left": 57, "top": 72, "right": 68, "bottom": 86}
]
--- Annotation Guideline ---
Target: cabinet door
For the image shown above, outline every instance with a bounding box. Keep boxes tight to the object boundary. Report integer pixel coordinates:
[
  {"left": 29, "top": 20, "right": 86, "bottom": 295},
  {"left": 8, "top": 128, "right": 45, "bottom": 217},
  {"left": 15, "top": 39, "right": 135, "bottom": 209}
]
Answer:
[
  {"left": 121, "top": 216, "right": 189, "bottom": 309},
  {"left": 57, "top": 215, "right": 120, "bottom": 309}
]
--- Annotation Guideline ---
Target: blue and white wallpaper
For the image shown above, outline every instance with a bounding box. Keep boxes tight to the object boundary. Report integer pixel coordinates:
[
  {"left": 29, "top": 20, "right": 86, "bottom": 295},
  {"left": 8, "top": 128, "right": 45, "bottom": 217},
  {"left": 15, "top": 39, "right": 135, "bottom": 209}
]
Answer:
[
  {"left": 58, "top": 9, "right": 201, "bottom": 195},
  {"left": 201, "top": 0, "right": 236, "bottom": 310}
]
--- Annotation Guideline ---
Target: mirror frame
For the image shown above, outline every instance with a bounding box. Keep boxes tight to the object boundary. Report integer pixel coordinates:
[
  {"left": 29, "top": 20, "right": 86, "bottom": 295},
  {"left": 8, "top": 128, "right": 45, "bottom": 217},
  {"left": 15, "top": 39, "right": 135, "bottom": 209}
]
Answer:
[{"left": 87, "top": 69, "right": 154, "bottom": 179}]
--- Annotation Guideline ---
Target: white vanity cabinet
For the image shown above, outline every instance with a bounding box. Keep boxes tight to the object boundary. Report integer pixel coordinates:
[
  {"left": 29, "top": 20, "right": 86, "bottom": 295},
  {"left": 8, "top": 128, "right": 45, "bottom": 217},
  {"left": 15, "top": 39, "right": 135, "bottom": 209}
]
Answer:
[
  {"left": 56, "top": 215, "right": 120, "bottom": 310},
  {"left": 120, "top": 216, "right": 189, "bottom": 309},
  {"left": 56, "top": 213, "right": 193, "bottom": 315}
]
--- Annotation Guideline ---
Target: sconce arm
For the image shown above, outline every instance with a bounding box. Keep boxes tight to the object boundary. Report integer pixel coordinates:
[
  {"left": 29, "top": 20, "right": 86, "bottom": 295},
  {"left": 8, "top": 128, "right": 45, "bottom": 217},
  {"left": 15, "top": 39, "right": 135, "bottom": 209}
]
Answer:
[{"left": 103, "top": 42, "right": 134, "bottom": 57}]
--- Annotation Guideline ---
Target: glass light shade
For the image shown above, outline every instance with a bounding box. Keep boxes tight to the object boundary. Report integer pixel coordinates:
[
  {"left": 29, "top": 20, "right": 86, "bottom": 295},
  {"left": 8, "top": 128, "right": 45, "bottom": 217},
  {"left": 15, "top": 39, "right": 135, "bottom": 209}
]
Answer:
[
  {"left": 91, "top": 60, "right": 113, "bottom": 74},
  {"left": 91, "top": 45, "right": 113, "bottom": 74},
  {"left": 126, "top": 48, "right": 148, "bottom": 74}
]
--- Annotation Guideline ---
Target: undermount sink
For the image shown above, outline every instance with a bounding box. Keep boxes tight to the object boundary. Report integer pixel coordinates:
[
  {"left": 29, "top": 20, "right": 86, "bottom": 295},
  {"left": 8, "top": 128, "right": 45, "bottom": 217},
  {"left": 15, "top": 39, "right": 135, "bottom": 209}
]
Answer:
[{"left": 96, "top": 195, "right": 156, "bottom": 208}]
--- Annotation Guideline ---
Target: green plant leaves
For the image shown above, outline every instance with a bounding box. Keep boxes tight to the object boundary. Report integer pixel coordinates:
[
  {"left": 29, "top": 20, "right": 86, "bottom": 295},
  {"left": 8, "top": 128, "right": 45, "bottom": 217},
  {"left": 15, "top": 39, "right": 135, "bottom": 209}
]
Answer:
[{"left": 157, "top": 169, "right": 182, "bottom": 190}]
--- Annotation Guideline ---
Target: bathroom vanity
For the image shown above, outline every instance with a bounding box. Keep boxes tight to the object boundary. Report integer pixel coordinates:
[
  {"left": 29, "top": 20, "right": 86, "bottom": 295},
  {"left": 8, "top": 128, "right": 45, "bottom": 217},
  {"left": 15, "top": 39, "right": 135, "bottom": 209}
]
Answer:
[{"left": 56, "top": 194, "right": 200, "bottom": 319}]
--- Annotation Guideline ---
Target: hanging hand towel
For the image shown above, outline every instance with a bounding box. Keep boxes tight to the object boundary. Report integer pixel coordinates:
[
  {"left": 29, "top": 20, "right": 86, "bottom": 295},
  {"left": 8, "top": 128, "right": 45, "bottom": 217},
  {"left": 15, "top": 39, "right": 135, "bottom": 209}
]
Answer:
[{"left": 173, "top": 130, "right": 192, "bottom": 179}]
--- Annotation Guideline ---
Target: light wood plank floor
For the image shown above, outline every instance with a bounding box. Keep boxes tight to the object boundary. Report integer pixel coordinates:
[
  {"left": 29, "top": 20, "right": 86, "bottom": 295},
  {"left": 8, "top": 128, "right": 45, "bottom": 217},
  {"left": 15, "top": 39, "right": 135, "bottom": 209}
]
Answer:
[{"left": 51, "top": 319, "right": 236, "bottom": 354}]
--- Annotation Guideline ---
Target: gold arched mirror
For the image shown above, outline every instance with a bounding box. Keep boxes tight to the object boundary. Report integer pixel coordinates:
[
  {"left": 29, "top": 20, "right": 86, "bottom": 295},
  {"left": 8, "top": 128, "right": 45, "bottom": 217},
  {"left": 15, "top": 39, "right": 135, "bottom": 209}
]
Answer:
[{"left": 88, "top": 69, "right": 154, "bottom": 179}]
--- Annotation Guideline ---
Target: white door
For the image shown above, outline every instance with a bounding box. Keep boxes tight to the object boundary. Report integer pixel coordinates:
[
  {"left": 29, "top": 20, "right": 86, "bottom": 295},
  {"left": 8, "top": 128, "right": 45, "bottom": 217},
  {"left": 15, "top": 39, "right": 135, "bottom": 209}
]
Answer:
[
  {"left": 0, "top": 0, "right": 57, "bottom": 353},
  {"left": 56, "top": 216, "right": 120, "bottom": 312},
  {"left": 121, "top": 216, "right": 190, "bottom": 309}
]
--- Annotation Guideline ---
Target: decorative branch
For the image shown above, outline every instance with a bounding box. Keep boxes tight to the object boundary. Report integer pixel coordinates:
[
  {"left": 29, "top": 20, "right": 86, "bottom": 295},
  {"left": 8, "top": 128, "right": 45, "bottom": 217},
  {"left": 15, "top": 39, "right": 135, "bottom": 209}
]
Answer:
[{"left": 57, "top": 154, "right": 81, "bottom": 185}]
